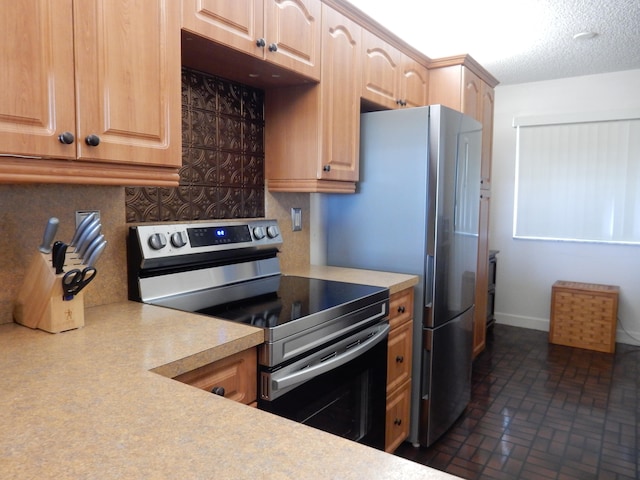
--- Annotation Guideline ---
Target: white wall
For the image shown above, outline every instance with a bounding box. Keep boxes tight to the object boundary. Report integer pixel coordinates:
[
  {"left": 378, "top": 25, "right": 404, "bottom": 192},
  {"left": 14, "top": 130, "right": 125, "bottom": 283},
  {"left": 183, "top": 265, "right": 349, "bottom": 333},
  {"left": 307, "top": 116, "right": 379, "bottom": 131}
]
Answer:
[{"left": 492, "top": 69, "right": 640, "bottom": 345}]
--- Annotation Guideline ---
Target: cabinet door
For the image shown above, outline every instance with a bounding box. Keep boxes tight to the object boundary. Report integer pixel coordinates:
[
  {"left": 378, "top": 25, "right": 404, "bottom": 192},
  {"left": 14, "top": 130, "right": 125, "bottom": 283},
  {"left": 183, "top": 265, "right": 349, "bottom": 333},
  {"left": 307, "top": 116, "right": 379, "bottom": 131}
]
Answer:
[
  {"left": 0, "top": 0, "right": 76, "bottom": 159},
  {"left": 264, "top": 0, "right": 321, "bottom": 80},
  {"left": 320, "top": 5, "right": 361, "bottom": 181},
  {"left": 387, "top": 319, "right": 412, "bottom": 393},
  {"left": 473, "top": 190, "right": 491, "bottom": 358},
  {"left": 173, "top": 348, "right": 258, "bottom": 405},
  {"left": 400, "top": 55, "right": 429, "bottom": 108},
  {"left": 461, "top": 67, "right": 482, "bottom": 121},
  {"left": 385, "top": 380, "right": 411, "bottom": 453},
  {"left": 361, "top": 30, "right": 401, "bottom": 110},
  {"left": 480, "top": 83, "right": 494, "bottom": 189},
  {"left": 181, "top": 0, "right": 264, "bottom": 58},
  {"left": 74, "top": 0, "right": 181, "bottom": 167}
]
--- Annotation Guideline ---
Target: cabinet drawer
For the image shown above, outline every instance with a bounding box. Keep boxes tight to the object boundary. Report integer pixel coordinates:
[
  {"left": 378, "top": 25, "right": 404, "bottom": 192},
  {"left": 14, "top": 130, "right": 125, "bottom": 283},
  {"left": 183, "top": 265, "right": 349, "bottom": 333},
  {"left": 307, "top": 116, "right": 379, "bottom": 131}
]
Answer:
[
  {"left": 386, "top": 319, "right": 412, "bottom": 393},
  {"left": 173, "top": 348, "right": 257, "bottom": 405},
  {"left": 389, "top": 288, "right": 413, "bottom": 330},
  {"left": 385, "top": 379, "right": 411, "bottom": 453}
]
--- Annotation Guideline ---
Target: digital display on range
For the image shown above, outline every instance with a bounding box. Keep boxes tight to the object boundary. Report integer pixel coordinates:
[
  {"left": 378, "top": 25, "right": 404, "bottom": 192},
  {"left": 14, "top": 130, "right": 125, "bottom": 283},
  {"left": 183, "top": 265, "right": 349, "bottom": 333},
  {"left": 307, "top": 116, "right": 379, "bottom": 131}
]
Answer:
[{"left": 188, "top": 225, "right": 252, "bottom": 247}]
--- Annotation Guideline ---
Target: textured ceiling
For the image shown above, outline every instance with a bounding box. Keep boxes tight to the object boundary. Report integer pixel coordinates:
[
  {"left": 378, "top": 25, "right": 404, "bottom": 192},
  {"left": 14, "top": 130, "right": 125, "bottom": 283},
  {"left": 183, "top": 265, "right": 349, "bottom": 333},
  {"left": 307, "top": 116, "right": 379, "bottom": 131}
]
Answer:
[{"left": 346, "top": 0, "right": 640, "bottom": 85}]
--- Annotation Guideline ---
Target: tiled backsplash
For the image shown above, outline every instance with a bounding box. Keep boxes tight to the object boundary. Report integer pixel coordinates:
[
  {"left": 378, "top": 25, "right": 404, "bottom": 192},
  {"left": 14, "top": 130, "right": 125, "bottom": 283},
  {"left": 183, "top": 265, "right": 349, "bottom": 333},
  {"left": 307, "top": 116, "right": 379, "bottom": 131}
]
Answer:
[{"left": 125, "top": 68, "right": 265, "bottom": 222}]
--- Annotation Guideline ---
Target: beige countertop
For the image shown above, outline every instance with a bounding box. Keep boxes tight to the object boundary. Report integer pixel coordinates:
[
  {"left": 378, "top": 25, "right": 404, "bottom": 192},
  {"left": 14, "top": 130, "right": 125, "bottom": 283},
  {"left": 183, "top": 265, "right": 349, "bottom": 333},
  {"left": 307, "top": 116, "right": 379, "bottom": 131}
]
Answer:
[
  {"left": 0, "top": 269, "right": 457, "bottom": 480},
  {"left": 284, "top": 264, "right": 419, "bottom": 294}
]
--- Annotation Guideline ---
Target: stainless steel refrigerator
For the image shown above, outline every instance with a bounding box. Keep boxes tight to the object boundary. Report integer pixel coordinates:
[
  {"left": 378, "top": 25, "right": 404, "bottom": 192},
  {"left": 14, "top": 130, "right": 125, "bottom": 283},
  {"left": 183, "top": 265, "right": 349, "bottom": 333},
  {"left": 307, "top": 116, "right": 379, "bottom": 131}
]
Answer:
[{"left": 322, "top": 105, "right": 482, "bottom": 447}]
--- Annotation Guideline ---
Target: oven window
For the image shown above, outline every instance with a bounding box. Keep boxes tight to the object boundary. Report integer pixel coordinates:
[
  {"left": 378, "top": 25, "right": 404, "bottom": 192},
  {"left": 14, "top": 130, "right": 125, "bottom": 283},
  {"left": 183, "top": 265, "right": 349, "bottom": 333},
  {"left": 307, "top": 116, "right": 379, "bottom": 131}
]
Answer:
[{"left": 258, "top": 335, "right": 387, "bottom": 449}]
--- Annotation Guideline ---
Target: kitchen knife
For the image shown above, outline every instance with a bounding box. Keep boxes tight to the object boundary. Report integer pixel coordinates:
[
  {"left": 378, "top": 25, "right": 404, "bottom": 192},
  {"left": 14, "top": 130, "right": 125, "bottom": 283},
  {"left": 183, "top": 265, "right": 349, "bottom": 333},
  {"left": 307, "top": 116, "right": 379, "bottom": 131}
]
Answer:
[
  {"left": 76, "top": 222, "right": 101, "bottom": 259},
  {"left": 69, "top": 212, "right": 96, "bottom": 248},
  {"left": 52, "top": 242, "right": 68, "bottom": 274},
  {"left": 84, "top": 240, "right": 107, "bottom": 267},
  {"left": 38, "top": 217, "right": 59, "bottom": 253},
  {"left": 73, "top": 218, "right": 100, "bottom": 254},
  {"left": 82, "top": 234, "right": 104, "bottom": 265}
]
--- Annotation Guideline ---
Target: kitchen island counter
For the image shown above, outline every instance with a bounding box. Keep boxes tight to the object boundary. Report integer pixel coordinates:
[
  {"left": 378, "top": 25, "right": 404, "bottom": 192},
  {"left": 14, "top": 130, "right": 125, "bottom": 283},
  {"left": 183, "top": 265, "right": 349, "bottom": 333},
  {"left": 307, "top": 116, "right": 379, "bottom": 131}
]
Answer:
[{"left": 1, "top": 294, "right": 454, "bottom": 479}]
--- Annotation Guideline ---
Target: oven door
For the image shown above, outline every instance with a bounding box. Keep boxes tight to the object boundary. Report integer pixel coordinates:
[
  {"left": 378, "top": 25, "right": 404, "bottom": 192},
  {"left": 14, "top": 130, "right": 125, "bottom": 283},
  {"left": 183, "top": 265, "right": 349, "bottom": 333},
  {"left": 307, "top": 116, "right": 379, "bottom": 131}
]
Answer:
[{"left": 258, "top": 322, "right": 389, "bottom": 450}]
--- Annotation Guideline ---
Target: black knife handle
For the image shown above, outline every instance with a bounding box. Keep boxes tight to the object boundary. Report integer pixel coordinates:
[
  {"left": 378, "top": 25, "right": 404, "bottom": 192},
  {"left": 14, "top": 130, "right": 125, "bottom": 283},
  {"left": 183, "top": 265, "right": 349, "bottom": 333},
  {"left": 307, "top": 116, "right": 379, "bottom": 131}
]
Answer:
[{"left": 53, "top": 242, "right": 68, "bottom": 274}]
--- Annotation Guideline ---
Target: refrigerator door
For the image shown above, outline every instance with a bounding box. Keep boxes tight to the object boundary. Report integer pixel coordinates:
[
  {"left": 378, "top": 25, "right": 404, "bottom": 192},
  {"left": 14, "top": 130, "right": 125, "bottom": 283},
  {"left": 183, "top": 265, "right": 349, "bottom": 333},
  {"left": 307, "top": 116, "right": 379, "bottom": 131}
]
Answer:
[
  {"left": 425, "top": 106, "right": 482, "bottom": 328},
  {"left": 419, "top": 305, "right": 474, "bottom": 446}
]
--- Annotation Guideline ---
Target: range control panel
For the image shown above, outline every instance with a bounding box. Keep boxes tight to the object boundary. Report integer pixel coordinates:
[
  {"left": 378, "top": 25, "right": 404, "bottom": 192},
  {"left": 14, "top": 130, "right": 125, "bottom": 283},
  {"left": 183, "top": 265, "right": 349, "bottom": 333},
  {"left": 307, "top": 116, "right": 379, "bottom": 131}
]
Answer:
[{"left": 133, "top": 219, "right": 282, "bottom": 261}]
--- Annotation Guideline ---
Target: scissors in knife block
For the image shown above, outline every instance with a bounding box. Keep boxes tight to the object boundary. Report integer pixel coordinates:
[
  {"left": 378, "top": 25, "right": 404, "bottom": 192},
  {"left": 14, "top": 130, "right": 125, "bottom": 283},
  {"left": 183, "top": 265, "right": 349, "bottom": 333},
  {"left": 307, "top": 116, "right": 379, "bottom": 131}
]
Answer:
[{"left": 62, "top": 267, "right": 97, "bottom": 301}]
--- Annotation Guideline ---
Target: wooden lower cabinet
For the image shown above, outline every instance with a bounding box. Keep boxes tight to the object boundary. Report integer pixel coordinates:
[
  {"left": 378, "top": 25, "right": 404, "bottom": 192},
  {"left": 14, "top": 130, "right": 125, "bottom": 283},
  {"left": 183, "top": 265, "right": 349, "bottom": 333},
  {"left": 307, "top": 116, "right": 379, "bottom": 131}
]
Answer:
[
  {"left": 385, "top": 287, "right": 414, "bottom": 452},
  {"left": 173, "top": 347, "right": 257, "bottom": 406},
  {"left": 385, "top": 379, "right": 411, "bottom": 453}
]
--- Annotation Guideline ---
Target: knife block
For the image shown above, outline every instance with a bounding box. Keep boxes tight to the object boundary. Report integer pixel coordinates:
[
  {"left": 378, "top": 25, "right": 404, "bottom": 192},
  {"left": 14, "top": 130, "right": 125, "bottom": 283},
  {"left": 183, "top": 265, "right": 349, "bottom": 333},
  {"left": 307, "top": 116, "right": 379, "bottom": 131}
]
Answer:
[{"left": 13, "top": 252, "right": 85, "bottom": 333}]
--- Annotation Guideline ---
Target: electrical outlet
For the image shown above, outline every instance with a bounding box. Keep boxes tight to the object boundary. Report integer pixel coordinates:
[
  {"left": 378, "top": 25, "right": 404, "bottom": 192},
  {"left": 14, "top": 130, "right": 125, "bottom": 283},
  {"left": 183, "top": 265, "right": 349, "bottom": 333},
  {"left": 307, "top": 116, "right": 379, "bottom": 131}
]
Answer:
[
  {"left": 75, "top": 210, "right": 100, "bottom": 228},
  {"left": 291, "top": 207, "right": 302, "bottom": 231}
]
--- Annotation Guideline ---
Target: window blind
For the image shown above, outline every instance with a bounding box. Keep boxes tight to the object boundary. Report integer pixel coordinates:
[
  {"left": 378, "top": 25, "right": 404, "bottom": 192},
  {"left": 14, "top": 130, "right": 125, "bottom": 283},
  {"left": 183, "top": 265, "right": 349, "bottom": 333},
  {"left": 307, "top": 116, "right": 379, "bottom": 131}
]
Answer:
[{"left": 513, "top": 113, "right": 640, "bottom": 244}]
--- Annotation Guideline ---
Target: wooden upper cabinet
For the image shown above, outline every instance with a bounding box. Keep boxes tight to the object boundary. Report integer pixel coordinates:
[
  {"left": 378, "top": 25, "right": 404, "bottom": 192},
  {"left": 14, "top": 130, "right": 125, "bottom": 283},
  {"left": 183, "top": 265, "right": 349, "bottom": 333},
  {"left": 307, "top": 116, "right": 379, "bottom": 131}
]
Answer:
[
  {"left": 428, "top": 60, "right": 497, "bottom": 189},
  {"left": 0, "top": 0, "right": 181, "bottom": 185},
  {"left": 265, "top": 4, "right": 361, "bottom": 192},
  {"left": 74, "top": 0, "right": 181, "bottom": 167},
  {"left": 361, "top": 30, "right": 428, "bottom": 110},
  {"left": 319, "top": 5, "right": 362, "bottom": 183},
  {"left": 400, "top": 54, "right": 429, "bottom": 108},
  {"left": 361, "top": 30, "right": 402, "bottom": 109},
  {"left": 182, "top": 0, "right": 321, "bottom": 81},
  {"left": 0, "top": 0, "right": 76, "bottom": 160}
]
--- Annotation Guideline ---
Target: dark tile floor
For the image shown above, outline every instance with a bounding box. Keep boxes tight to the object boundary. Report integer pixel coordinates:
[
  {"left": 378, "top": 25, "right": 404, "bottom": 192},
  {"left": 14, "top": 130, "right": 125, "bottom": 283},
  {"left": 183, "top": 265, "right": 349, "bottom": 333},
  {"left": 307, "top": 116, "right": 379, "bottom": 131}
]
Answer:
[{"left": 394, "top": 325, "right": 639, "bottom": 479}]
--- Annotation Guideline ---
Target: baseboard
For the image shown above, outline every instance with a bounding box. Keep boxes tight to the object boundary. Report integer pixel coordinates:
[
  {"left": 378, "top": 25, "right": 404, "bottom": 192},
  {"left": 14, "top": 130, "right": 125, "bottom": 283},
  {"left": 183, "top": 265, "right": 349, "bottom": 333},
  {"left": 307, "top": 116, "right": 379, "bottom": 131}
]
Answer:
[
  {"left": 494, "top": 312, "right": 640, "bottom": 347},
  {"left": 495, "top": 313, "right": 549, "bottom": 332}
]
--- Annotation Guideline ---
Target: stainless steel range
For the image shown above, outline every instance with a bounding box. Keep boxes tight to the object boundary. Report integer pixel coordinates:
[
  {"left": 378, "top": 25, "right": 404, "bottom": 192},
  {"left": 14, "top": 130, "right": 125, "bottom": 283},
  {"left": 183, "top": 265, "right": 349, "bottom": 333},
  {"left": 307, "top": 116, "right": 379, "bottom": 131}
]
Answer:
[{"left": 127, "top": 219, "right": 390, "bottom": 449}]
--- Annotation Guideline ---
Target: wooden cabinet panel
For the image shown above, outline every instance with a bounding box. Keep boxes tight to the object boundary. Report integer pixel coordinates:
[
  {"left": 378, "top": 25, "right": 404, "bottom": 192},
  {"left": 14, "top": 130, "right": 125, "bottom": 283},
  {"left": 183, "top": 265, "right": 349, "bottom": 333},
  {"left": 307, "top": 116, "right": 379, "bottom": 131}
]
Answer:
[
  {"left": 361, "top": 30, "right": 401, "bottom": 109},
  {"left": 182, "top": 0, "right": 263, "bottom": 57},
  {"left": 479, "top": 84, "right": 494, "bottom": 190},
  {"left": 361, "top": 30, "right": 428, "bottom": 110},
  {"left": 401, "top": 55, "right": 429, "bottom": 109},
  {"left": 265, "top": 4, "right": 361, "bottom": 192},
  {"left": 182, "top": 0, "right": 320, "bottom": 80},
  {"left": 389, "top": 288, "right": 413, "bottom": 330},
  {"left": 173, "top": 348, "right": 258, "bottom": 405},
  {"left": 473, "top": 191, "right": 491, "bottom": 358},
  {"left": 264, "top": 0, "right": 321, "bottom": 79},
  {"left": 387, "top": 319, "right": 412, "bottom": 393},
  {"left": 385, "top": 287, "right": 414, "bottom": 452},
  {"left": 0, "top": 0, "right": 181, "bottom": 185},
  {"left": 74, "top": 0, "right": 181, "bottom": 167},
  {"left": 385, "top": 379, "right": 411, "bottom": 453},
  {"left": 0, "top": 0, "right": 76, "bottom": 159}
]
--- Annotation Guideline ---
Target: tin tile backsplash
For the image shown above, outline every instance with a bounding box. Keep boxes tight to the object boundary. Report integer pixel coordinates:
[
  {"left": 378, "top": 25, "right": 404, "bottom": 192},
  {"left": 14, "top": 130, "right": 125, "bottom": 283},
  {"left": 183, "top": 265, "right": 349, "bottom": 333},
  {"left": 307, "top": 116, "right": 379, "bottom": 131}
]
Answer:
[{"left": 126, "top": 68, "right": 265, "bottom": 222}]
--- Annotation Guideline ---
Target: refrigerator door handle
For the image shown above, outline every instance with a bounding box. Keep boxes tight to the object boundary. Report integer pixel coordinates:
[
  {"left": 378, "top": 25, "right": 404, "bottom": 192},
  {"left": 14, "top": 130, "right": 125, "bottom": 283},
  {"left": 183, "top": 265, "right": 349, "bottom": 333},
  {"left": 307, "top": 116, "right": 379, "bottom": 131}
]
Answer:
[{"left": 424, "top": 255, "right": 434, "bottom": 308}]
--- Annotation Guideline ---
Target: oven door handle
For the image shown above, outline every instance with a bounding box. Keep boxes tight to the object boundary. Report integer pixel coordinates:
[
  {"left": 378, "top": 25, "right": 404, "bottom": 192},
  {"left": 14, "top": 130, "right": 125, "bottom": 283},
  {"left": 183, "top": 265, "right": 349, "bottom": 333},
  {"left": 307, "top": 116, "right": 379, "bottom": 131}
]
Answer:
[{"left": 270, "top": 323, "right": 390, "bottom": 393}]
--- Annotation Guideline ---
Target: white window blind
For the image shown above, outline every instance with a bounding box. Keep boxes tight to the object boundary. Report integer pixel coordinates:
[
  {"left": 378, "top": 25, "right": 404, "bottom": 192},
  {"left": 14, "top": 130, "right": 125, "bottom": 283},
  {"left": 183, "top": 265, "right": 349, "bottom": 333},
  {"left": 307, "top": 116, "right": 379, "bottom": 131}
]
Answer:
[{"left": 513, "top": 112, "right": 640, "bottom": 244}]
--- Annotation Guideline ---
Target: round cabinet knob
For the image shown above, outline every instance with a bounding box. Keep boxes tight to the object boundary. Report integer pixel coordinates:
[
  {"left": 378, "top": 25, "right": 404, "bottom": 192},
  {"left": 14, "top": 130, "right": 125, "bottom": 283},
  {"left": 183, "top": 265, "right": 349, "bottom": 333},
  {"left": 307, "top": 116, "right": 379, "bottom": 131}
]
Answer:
[
  {"left": 211, "top": 386, "right": 225, "bottom": 397},
  {"left": 85, "top": 134, "right": 100, "bottom": 146},
  {"left": 323, "top": 165, "right": 331, "bottom": 172},
  {"left": 58, "top": 132, "right": 75, "bottom": 144},
  {"left": 148, "top": 233, "right": 167, "bottom": 250},
  {"left": 396, "top": 355, "right": 404, "bottom": 363},
  {"left": 256, "top": 38, "right": 266, "bottom": 48},
  {"left": 394, "top": 418, "right": 402, "bottom": 426},
  {"left": 268, "top": 43, "right": 278, "bottom": 52},
  {"left": 253, "top": 226, "right": 266, "bottom": 240},
  {"left": 266, "top": 225, "right": 279, "bottom": 239},
  {"left": 170, "top": 231, "right": 188, "bottom": 248},
  {"left": 397, "top": 305, "right": 406, "bottom": 314}
]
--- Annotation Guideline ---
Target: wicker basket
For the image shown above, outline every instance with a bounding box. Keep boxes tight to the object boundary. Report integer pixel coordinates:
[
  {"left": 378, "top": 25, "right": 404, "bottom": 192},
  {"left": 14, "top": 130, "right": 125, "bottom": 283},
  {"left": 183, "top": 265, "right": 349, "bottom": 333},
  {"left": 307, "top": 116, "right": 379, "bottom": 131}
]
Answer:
[{"left": 549, "top": 281, "right": 619, "bottom": 353}]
